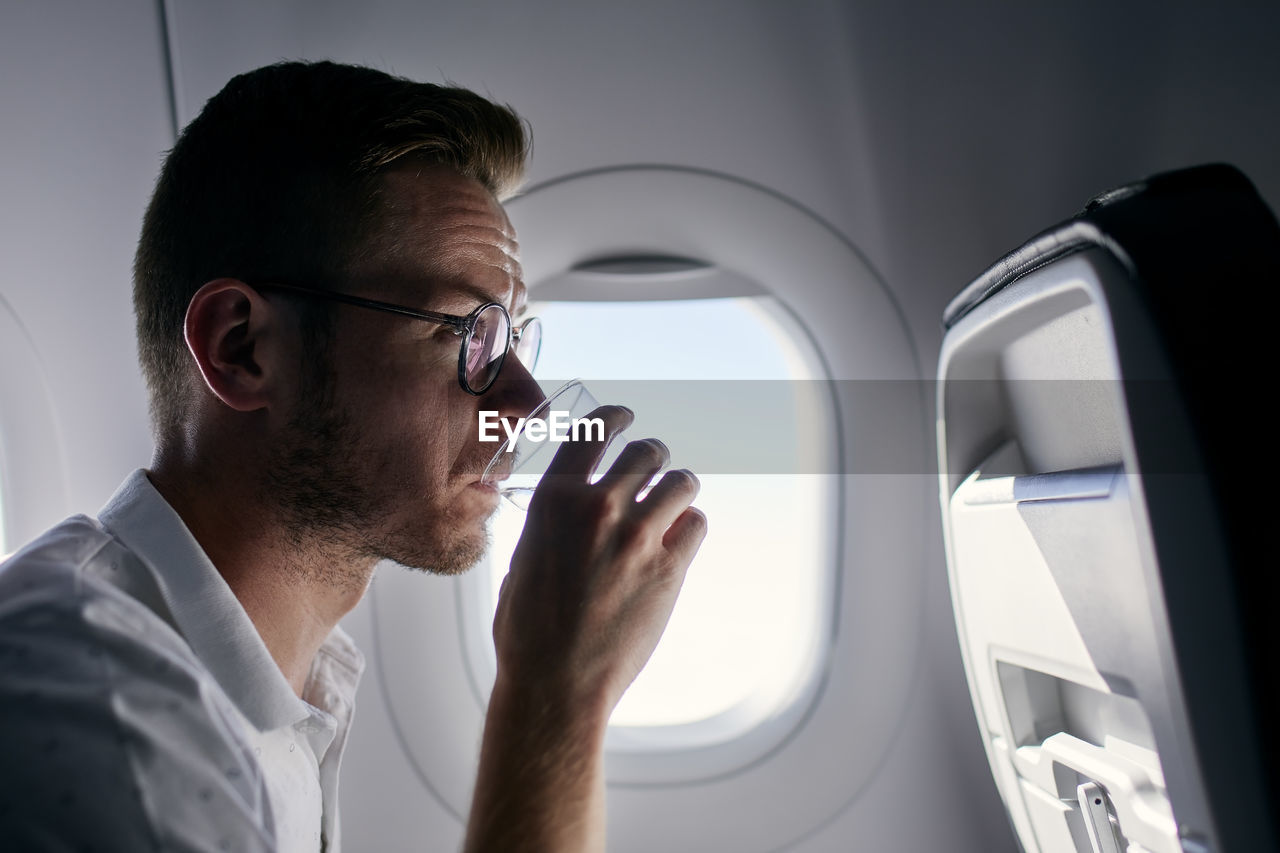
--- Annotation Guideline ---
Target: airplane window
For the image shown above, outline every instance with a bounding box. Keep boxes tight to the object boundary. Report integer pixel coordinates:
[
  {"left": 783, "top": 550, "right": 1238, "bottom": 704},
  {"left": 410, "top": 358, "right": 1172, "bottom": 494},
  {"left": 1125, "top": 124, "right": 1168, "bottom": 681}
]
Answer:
[{"left": 472, "top": 296, "right": 835, "bottom": 745}]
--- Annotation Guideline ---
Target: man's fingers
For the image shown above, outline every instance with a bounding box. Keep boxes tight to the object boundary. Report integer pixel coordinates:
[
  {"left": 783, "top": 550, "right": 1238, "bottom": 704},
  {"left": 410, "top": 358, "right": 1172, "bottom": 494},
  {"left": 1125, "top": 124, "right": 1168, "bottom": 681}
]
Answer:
[
  {"left": 540, "top": 405, "right": 634, "bottom": 481},
  {"left": 634, "top": 468, "right": 700, "bottom": 528},
  {"left": 661, "top": 506, "right": 708, "bottom": 560},
  {"left": 594, "top": 438, "right": 670, "bottom": 496}
]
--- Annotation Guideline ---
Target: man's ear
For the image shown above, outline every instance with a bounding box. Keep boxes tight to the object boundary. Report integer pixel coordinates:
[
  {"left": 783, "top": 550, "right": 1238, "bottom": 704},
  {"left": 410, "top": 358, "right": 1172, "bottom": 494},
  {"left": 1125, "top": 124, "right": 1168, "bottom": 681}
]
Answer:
[{"left": 184, "top": 279, "right": 284, "bottom": 412}]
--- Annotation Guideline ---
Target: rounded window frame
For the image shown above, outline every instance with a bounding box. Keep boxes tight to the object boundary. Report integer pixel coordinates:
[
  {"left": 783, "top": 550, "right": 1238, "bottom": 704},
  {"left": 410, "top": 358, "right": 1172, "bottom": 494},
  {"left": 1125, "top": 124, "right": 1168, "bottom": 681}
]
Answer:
[{"left": 369, "top": 167, "right": 928, "bottom": 849}]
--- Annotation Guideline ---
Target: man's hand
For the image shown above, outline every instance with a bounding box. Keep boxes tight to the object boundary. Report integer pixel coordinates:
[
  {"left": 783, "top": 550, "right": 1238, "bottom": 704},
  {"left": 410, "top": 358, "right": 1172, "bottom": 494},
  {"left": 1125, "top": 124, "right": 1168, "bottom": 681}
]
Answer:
[
  {"left": 496, "top": 404, "right": 706, "bottom": 715},
  {"left": 465, "top": 405, "right": 707, "bottom": 853}
]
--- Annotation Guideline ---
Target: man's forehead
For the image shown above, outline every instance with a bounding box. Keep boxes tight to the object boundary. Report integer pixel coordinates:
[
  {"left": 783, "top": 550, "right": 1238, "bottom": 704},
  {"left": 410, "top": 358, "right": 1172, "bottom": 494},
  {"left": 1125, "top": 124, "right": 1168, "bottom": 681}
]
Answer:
[{"left": 359, "top": 164, "right": 526, "bottom": 313}]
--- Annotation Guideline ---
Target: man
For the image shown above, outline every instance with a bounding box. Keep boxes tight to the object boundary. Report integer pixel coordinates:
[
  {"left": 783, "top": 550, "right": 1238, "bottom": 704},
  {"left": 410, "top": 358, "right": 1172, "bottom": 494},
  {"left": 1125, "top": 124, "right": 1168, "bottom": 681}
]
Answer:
[{"left": 0, "top": 61, "right": 706, "bottom": 851}]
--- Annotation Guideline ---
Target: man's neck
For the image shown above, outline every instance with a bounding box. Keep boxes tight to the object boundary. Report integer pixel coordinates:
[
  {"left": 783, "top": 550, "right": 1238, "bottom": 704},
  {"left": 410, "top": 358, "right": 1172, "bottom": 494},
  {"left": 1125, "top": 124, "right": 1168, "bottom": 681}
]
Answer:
[{"left": 146, "top": 460, "right": 373, "bottom": 698}]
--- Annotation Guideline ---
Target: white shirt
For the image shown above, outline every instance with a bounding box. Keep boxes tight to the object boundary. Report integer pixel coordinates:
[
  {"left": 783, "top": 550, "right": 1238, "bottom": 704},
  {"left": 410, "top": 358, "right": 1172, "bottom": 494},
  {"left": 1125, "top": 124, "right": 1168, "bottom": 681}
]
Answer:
[{"left": 0, "top": 470, "right": 364, "bottom": 852}]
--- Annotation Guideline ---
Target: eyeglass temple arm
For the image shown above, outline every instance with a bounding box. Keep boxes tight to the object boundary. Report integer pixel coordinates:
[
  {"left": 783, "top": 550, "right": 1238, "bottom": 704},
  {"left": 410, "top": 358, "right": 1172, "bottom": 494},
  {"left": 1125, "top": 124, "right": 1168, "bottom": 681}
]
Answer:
[{"left": 255, "top": 282, "right": 470, "bottom": 333}]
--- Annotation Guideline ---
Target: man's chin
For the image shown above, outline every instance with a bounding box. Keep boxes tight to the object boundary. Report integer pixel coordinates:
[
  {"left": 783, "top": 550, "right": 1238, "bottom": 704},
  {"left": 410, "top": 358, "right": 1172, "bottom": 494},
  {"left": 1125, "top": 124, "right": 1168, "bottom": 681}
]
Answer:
[
  {"left": 366, "top": 479, "right": 500, "bottom": 576},
  {"left": 393, "top": 543, "right": 483, "bottom": 577},
  {"left": 390, "top": 517, "right": 492, "bottom": 578}
]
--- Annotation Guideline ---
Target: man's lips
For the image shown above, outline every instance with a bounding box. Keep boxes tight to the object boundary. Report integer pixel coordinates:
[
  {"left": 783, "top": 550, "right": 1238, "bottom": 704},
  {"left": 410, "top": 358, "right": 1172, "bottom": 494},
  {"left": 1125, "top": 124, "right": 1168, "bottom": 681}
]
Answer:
[{"left": 481, "top": 455, "right": 514, "bottom": 486}]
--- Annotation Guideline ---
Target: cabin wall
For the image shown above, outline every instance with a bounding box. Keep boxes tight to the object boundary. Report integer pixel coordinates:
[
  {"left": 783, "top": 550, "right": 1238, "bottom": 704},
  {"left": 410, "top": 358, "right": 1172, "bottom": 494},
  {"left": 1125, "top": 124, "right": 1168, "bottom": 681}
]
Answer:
[
  {"left": 0, "top": 1, "right": 167, "bottom": 535},
  {"left": 840, "top": 1, "right": 1280, "bottom": 360}
]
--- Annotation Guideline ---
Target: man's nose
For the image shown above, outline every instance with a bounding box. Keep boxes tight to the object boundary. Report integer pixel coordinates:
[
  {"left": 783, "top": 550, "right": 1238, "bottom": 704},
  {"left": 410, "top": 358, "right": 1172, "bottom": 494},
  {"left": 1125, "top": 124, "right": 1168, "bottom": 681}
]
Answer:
[{"left": 485, "top": 352, "right": 545, "bottom": 422}]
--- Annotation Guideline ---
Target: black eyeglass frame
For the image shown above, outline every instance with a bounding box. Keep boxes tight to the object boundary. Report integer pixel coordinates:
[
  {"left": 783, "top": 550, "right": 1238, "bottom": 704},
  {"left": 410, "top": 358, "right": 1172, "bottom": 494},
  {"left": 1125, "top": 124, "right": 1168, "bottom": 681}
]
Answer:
[{"left": 254, "top": 281, "right": 540, "bottom": 395}]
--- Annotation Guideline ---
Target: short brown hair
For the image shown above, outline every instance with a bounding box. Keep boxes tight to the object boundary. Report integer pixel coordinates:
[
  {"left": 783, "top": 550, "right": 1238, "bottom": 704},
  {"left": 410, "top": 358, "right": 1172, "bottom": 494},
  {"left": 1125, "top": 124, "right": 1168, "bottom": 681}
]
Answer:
[{"left": 133, "top": 61, "right": 529, "bottom": 440}]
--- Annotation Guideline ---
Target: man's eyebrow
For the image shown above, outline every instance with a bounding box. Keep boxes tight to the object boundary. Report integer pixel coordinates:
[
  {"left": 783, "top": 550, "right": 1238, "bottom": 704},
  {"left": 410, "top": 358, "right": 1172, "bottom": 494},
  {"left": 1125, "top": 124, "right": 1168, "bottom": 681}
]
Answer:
[{"left": 432, "top": 282, "right": 517, "bottom": 313}]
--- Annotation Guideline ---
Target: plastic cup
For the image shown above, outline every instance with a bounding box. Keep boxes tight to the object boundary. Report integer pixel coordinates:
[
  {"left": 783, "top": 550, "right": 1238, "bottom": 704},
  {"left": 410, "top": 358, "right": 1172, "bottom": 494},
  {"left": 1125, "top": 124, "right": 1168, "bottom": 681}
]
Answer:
[{"left": 480, "top": 379, "right": 644, "bottom": 510}]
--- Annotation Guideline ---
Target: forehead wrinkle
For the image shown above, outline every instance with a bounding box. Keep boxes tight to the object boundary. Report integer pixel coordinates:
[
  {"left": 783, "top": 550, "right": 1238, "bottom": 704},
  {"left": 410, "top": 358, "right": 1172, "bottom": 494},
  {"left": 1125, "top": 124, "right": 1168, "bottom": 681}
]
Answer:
[
  {"left": 428, "top": 228, "right": 520, "bottom": 274},
  {"left": 395, "top": 213, "right": 518, "bottom": 258},
  {"left": 431, "top": 258, "right": 520, "bottom": 310},
  {"left": 387, "top": 187, "right": 514, "bottom": 233},
  {"left": 375, "top": 167, "right": 517, "bottom": 243},
  {"left": 431, "top": 226, "right": 519, "bottom": 266},
  {"left": 364, "top": 166, "right": 525, "bottom": 312},
  {"left": 433, "top": 211, "right": 517, "bottom": 238},
  {"left": 427, "top": 221, "right": 522, "bottom": 284},
  {"left": 373, "top": 208, "right": 517, "bottom": 266}
]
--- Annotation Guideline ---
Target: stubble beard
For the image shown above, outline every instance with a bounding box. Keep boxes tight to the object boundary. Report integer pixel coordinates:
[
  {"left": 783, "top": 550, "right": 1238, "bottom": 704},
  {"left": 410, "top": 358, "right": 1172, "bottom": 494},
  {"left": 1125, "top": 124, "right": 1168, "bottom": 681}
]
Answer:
[{"left": 264, "top": 367, "right": 492, "bottom": 582}]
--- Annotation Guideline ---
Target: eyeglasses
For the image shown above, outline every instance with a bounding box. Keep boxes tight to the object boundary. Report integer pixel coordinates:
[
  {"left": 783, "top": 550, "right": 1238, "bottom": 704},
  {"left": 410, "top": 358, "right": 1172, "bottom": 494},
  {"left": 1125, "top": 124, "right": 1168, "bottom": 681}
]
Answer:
[{"left": 255, "top": 282, "right": 542, "bottom": 395}]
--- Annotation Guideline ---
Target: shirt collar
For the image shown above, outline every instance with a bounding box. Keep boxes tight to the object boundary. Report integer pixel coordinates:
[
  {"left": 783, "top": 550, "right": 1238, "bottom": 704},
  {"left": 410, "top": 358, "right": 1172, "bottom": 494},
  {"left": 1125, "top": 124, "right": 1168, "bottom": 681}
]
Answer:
[{"left": 98, "top": 469, "right": 312, "bottom": 732}]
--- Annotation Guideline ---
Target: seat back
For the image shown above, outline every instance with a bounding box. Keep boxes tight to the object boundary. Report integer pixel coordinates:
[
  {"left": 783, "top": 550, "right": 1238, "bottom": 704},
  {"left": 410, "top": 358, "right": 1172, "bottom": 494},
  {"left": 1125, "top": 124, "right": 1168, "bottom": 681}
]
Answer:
[{"left": 937, "top": 164, "right": 1279, "bottom": 853}]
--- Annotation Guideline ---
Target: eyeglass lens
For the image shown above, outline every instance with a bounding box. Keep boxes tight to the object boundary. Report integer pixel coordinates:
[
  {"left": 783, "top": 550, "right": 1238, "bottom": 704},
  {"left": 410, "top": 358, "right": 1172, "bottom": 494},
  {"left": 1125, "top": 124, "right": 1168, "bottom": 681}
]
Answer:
[
  {"left": 514, "top": 317, "right": 542, "bottom": 373},
  {"left": 465, "top": 304, "right": 511, "bottom": 392}
]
